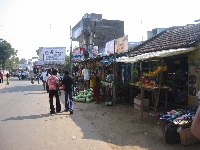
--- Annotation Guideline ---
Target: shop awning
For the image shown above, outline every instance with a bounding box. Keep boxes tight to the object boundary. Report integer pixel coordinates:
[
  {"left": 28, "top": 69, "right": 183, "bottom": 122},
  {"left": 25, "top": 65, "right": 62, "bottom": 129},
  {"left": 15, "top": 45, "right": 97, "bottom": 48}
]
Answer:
[{"left": 116, "top": 47, "right": 196, "bottom": 63}]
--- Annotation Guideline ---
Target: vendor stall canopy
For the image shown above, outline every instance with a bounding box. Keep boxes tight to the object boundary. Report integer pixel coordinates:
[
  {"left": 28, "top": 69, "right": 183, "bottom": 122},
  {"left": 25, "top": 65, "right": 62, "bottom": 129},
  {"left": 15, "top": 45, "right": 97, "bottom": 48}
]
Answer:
[{"left": 116, "top": 47, "right": 196, "bottom": 63}]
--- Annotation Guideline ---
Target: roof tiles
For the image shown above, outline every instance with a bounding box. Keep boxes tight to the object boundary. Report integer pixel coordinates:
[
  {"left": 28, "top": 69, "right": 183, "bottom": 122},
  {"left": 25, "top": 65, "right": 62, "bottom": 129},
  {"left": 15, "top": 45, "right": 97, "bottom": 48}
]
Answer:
[{"left": 129, "top": 23, "right": 200, "bottom": 56}]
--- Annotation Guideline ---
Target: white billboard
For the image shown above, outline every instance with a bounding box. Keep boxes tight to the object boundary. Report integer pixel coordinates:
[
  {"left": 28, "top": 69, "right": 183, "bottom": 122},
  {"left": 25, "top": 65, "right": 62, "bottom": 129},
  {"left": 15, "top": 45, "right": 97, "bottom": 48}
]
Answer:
[{"left": 42, "top": 47, "right": 66, "bottom": 65}]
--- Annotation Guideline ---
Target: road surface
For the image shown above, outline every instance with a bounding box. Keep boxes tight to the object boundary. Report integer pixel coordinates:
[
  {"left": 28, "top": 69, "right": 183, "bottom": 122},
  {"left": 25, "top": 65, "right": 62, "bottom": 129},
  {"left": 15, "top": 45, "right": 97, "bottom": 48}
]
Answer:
[{"left": 0, "top": 77, "right": 111, "bottom": 150}]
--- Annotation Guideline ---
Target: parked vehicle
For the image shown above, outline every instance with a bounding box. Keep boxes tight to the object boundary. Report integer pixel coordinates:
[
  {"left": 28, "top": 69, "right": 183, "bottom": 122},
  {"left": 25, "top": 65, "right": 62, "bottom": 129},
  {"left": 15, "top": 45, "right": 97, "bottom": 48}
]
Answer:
[{"left": 11, "top": 69, "right": 19, "bottom": 77}]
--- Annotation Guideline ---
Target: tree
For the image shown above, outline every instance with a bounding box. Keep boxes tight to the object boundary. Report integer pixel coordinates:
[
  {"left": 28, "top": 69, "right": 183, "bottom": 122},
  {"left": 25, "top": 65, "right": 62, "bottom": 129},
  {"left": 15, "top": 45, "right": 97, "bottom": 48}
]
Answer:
[
  {"left": 64, "top": 55, "right": 70, "bottom": 70},
  {"left": 0, "top": 38, "right": 17, "bottom": 70},
  {"left": 19, "top": 58, "right": 27, "bottom": 64}
]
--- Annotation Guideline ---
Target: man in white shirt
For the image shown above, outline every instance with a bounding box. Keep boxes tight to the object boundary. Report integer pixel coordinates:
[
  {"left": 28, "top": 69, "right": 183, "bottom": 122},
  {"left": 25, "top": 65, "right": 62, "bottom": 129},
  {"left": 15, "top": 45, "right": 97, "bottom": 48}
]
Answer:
[
  {"left": 41, "top": 69, "right": 47, "bottom": 90},
  {"left": 82, "top": 65, "right": 90, "bottom": 89},
  {"left": 45, "top": 72, "right": 51, "bottom": 93}
]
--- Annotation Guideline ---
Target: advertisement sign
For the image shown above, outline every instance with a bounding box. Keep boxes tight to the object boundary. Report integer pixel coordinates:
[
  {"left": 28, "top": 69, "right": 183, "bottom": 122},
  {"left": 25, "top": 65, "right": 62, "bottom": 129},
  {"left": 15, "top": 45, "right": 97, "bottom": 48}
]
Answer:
[
  {"left": 98, "top": 48, "right": 107, "bottom": 57},
  {"left": 105, "top": 40, "right": 115, "bottom": 54},
  {"left": 71, "top": 53, "right": 84, "bottom": 62},
  {"left": 188, "top": 74, "right": 197, "bottom": 97},
  {"left": 115, "top": 35, "right": 128, "bottom": 53},
  {"left": 34, "top": 61, "right": 44, "bottom": 68},
  {"left": 42, "top": 47, "right": 66, "bottom": 65},
  {"left": 91, "top": 46, "right": 98, "bottom": 57}
]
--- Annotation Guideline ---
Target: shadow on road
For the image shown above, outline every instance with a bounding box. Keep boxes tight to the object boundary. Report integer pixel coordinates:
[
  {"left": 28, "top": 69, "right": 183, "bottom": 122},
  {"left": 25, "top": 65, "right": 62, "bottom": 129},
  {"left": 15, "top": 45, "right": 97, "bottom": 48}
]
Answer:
[
  {"left": 1, "top": 113, "right": 53, "bottom": 121},
  {"left": 0, "top": 84, "right": 43, "bottom": 93}
]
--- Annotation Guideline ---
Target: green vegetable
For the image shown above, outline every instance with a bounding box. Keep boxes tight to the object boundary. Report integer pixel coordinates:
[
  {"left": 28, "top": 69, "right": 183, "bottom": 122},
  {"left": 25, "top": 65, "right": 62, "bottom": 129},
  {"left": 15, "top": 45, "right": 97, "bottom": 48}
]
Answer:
[
  {"left": 79, "top": 98, "right": 85, "bottom": 103},
  {"left": 86, "top": 98, "right": 91, "bottom": 103}
]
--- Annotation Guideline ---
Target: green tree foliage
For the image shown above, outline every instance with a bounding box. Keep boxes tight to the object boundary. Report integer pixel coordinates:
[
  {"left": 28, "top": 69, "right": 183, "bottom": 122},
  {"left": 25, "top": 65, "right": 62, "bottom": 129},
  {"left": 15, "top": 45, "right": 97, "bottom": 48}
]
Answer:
[
  {"left": 0, "top": 38, "right": 17, "bottom": 69},
  {"left": 64, "top": 55, "right": 70, "bottom": 70},
  {"left": 19, "top": 58, "right": 27, "bottom": 64}
]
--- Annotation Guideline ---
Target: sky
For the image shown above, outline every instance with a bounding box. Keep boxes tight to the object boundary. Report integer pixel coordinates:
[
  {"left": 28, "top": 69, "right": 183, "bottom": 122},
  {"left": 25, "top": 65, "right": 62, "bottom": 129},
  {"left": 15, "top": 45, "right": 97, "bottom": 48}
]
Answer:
[{"left": 0, "top": 0, "right": 199, "bottom": 59}]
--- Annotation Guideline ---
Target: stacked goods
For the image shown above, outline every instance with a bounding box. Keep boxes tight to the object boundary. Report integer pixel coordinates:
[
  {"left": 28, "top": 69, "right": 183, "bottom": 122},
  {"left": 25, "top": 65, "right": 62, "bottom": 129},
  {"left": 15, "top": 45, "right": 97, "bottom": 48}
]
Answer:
[
  {"left": 134, "top": 95, "right": 149, "bottom": 111},
  {"left": 179, "top": 128, "right": 200, "bottom": 146},
  {"left": 151, "top": 107, "right": 198, "bottom": 144},
  {"left": 73, "top": 88, "right": 94, "bottom": 103}
]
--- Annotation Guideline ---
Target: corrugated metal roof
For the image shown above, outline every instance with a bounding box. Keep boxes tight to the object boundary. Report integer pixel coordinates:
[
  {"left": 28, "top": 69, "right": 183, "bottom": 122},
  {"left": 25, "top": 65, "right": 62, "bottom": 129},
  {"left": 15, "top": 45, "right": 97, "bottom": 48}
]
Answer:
[{"left": 117, "top": 47, "right": 196, "bottom": 63}]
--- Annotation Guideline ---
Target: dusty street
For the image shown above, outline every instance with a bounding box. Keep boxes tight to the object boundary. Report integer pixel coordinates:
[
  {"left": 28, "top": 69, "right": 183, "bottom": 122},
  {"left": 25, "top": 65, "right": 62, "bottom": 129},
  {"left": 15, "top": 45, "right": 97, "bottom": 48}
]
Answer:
[
  {"left": 0, "top": 77, "right": 200, "bottom": 150},
  {"left": 0, "top": 77, "right": 110, "bottom": 150}
]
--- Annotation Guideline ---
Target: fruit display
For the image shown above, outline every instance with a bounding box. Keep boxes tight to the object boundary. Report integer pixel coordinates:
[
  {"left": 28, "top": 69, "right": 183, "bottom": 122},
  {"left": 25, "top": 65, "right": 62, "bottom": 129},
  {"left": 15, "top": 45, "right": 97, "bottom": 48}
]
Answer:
[
  {"left": 143, "top": 65, "right": 167, "bottom": 77},
  {"left": 73, "top": 88, "right": 95, "bottom": 103}
]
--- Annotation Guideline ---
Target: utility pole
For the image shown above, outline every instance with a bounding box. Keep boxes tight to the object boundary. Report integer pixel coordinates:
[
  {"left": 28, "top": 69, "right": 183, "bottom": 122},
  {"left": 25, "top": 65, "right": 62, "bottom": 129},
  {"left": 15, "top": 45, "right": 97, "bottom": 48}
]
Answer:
[
  {"left": 141, "top": 20, "right": 143, "bottom": 42},
  {"left": 70, "top": 25, "right": 73, "bottom": 74}
]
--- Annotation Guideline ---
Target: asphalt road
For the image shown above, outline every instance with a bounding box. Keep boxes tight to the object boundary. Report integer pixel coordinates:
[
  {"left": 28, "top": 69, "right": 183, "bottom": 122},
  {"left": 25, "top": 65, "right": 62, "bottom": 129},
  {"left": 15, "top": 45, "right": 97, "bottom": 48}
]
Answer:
[{"left": 0, "top": 77, "right": 111, "bottom": 150}]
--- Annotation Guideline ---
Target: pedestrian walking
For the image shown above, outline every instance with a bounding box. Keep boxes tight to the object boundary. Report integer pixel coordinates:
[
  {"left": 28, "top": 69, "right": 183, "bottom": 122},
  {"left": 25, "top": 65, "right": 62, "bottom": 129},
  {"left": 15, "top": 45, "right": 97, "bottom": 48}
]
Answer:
[
  {"left": 0, "top": 72, "right": 3, "bottom": 83},
  {"left": 47, "top": 69, "right": 61, "bottom": 114},
  {"left": 6, "top": 73, "right": 10, "bottom": 85},
  {"left": 62, "top": 70, "right": 74, "bottom": 114},
  {"left": 41, "top": 69, "right": 47, "bottom": 90},
  {"left": 36, "top": 73, "right": 40, "bottom": 84}
]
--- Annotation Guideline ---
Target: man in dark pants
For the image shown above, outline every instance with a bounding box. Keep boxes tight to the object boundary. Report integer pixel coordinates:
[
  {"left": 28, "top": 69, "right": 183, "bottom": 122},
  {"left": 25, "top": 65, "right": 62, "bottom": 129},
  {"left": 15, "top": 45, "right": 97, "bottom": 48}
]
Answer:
[
  {"left": 47, "top": 69, "right": 61, "bottom": 114},
  {"left": 0, "top": 72, "right": 3, "bottom": 83},
  {"left": 62, "top": 70, "right": 74, "bottom": 114}
]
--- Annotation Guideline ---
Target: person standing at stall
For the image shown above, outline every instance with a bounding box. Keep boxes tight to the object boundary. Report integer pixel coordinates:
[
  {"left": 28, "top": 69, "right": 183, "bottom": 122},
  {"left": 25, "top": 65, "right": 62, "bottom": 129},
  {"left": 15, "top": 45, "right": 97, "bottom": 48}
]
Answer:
[
  {"left": 92, "top": 71, "right": 101, "bottom": 104},
  {"left": 62, "top": 70, "right": 74, "bottom": 114},
  {"left": 47, "top": 69, "right": 61, "bottom": 114},
  {"left": 82, "top": 65, "right": 90, "bottom": 89},
  {"left": 175, "top": 74, "right": 188, "bottom": 103}
]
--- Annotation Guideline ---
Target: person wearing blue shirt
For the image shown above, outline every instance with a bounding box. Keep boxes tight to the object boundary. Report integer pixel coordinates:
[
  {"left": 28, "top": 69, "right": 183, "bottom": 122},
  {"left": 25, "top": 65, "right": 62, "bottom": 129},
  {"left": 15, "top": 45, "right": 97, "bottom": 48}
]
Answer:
[{"left": 36, "top": 73, "right": 41, "bottom": 84}]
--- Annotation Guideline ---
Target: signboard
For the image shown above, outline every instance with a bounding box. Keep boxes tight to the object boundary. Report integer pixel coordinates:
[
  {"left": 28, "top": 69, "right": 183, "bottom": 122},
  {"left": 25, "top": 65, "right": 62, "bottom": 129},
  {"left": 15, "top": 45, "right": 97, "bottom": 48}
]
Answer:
[
  {"left": 34, "top": 61, "right": 44, "bottom": 68},
  {"left": 92, "top": 46, "right": 98, "bottom": 57},
  {"left": 42, "top": 47, "right": 66, "bottom": 65},
  {"left": 34, "top": 61, "right": 44, "bottom": 66},
  {"left": 115, "top": 35, "right": 128, "bottom": 53},
  {"left": 105, "top": 40, "right": 115, "bottom": 54},
  {"left": 188, "top": 74, "right": 197, "bottom": 97},
  {"left": 71, "top": 53, "right": 84, "bottom": 62}
]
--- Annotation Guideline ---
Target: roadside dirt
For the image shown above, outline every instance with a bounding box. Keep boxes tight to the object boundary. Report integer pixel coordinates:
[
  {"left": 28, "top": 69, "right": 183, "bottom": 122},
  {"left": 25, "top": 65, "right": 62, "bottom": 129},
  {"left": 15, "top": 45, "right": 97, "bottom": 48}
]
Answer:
[{"left": 75, "top": 101, "right": 200, "bottom": 150}]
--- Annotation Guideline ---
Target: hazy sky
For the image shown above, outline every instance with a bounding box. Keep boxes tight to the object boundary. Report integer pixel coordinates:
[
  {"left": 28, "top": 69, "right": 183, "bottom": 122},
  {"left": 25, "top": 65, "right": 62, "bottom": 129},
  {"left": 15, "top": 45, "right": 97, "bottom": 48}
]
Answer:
[{"left": 0, "top": 0, "right": 199, "bottom": 59}]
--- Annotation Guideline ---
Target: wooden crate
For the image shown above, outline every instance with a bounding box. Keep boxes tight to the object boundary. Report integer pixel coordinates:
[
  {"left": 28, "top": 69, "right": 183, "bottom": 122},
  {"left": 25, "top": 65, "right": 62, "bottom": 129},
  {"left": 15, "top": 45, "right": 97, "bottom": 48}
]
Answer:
[
  {"left": 179, "top": 128, "right": 200, "bottom": 146},
  {"left": 134, "top": 98, "right": 149, "bottom": 106},
  {"left": 134, "top": 103, "right": 149, "bottom": 111}
]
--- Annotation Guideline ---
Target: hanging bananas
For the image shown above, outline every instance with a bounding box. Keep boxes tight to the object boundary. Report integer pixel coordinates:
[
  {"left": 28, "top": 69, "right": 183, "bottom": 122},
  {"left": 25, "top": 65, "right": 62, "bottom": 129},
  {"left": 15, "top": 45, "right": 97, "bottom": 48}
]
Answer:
[{"left": 143, "top": 66, "right": 167, "bottom": 77}]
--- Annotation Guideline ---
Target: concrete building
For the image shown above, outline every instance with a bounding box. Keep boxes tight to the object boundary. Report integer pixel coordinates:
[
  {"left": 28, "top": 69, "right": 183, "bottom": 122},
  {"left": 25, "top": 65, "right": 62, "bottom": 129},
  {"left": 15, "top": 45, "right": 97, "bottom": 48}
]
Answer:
[
  {"left": 147, "top": 26, "right": 185, "bottom": 39},
  {"left": 71, "top": 13, "right": 124, "bottom": 58}
]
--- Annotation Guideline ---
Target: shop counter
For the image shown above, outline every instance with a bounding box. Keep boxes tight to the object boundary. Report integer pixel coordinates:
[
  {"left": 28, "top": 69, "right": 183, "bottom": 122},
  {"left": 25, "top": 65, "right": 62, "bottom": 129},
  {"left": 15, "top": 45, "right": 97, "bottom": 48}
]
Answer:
[{"left": 130, "top": 83, "right": 169, "bottom": 111}]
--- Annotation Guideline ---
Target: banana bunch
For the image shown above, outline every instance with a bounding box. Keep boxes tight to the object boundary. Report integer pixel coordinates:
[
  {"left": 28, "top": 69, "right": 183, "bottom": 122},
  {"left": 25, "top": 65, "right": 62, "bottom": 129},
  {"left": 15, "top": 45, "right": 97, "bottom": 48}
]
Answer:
[
  {"left": 136, "top": 81, "right": 142, "bottom": 85},
  {"left": 143, "top": 66, "right": 167, "bottom": 77}
]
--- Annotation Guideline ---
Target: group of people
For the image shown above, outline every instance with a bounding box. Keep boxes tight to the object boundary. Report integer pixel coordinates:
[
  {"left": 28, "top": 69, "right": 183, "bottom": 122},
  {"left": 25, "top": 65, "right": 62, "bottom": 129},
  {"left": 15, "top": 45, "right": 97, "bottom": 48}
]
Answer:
[
  {"left": 17, "top": 71, "right": 27, "bottom": 80},
  {"left": 0, "top": 72, "right": 10, "bottom": 84},
  {"left": 41, "top": 69, "right": 74, "bottom": 114},
  {"left": 76, "top": 65, "right": 102, "bottom": 104}
]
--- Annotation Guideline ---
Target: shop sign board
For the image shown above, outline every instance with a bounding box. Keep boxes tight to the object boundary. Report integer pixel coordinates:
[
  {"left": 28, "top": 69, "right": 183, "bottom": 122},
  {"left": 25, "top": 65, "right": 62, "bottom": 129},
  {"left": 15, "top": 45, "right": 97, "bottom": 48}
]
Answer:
[
  {"left": 115, "top": 35, "right": 128, "bottom": 53},
  {"left": 42, "top": 47, "right": 66, "bottom": 65},
  {"left": 188, "top": 74, "right": 197, "bottom": 97},
  {"left": 71, "top": 53, "right": 84, "bottom": 62},
  {"left": 105, "top": 40, "right": 115, "bottom": 54}
]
